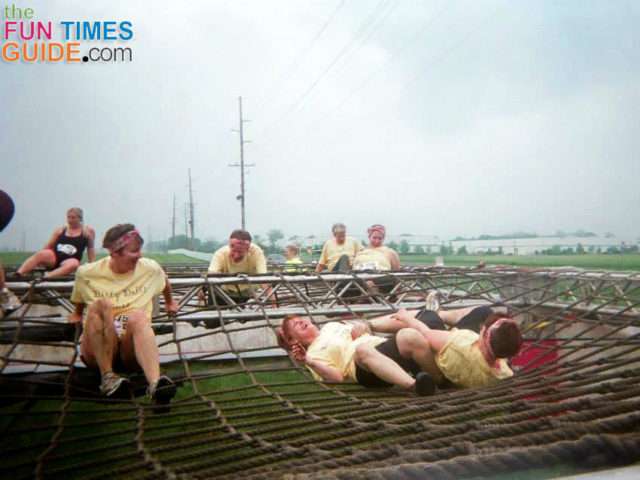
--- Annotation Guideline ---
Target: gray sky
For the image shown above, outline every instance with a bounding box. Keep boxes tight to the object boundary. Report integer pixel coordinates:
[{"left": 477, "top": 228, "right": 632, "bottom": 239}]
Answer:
[{"left": 2, "top": 0, "right": 639, "bottom": 250}]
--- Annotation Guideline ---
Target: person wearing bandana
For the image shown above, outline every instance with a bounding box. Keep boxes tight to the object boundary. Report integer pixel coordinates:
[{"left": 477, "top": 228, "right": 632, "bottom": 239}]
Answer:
[{"left": 69, "top": 224, "right": 179, "bottom": 410}]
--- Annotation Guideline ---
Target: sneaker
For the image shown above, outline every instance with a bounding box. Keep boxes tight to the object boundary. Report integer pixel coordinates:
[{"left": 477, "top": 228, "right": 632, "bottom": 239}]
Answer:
[
  {"left": 0, "top": 288, "right": 22, "bottom": 314},
  {"left": 148, "top": 375, "right": 176, "bottom": 414},
  {"left": 99, "top": 372, "right": 128, "bottom": 396},
  {"left": 414, "top": 372, "right": 436, "bottom": 396},
  {"left": 424, "top": 291, "right": 441, "bottom": 312}
]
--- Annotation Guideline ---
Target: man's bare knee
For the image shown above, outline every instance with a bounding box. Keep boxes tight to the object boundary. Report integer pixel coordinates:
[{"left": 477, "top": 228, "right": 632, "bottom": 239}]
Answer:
[
  {"left": 355, "top": 343, "right": 376, "bottom": 366},
  {"left": 126, "top": 311, "right": 150, "bottom": 333},
  {"left": 396, "top": 328, "right": 429, "bottom": 355}
]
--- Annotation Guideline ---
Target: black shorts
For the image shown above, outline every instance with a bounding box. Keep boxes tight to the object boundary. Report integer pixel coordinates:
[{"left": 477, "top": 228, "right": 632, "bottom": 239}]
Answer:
[
  {"left": 416, "top": 305, "right": 493, "bottom": 334},
  {"left": 354, "top": 336, "right": 421, "bottom": 388}
]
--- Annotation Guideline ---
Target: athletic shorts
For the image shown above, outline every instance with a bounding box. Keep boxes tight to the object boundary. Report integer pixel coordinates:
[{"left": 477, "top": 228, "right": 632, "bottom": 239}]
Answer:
[
  {"left": 354, "top": 336, "right": 421, "bottom": 388},
  {"left": 416, "top": 305, "right": 493, "bottom": 334}
]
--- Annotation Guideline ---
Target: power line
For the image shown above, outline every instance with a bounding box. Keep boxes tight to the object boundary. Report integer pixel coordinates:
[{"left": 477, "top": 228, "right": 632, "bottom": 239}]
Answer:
[
  {"left": 253, "top": 0, "right": 347, "bottom": 117},
  {"left": 256, "top": 0, "right": 396, "bottom": 138}
]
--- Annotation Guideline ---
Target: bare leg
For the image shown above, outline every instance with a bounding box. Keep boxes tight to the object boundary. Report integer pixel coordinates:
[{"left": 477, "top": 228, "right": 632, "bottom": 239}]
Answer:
[
  {"left": 396, "top": 328, "right": 444, "bottom": 384},
  {"left": 438, "top": 307, "right": 478, "bottom": 327},
  {"left": 81, "top": 299, "right": 118, "bottom": 375},
  {"left": 119, "top": 310, "right": 160, "bottom": 385},
  {"left": 17, "top": 249, "right": 56, "bottom": 275},
  {"left": 44, "top": 258, "right": 80, "bottom": 279},
  {"left": 354, "top": 343, "right": 416, "bottom": 389},
  {"left": 369, "top": 309, "right": 432, "bottom": 338}
]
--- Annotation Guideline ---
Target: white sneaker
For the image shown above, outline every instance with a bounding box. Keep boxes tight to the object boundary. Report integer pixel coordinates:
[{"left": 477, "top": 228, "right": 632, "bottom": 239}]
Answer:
[
  {"left": 0, "top": 288, "right": 21, "bottom": 314},
  {"left": 424, "top": 291, "right": 441, "bottom": 312},
  {"left": 99, "top": 372, "right": 128, "bottom": 396}
]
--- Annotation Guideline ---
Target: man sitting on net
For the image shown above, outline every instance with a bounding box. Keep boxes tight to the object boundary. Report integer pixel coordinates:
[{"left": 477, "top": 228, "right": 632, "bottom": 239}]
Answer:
[
  {"left": 277, "top": 301, "right": 522, "bottom": 392},
  {"left": 207, "top": 229, "right": 268, "bottom": 306},
  {"left": 69, "top": 224, "right": 178, "bottom": 410}
]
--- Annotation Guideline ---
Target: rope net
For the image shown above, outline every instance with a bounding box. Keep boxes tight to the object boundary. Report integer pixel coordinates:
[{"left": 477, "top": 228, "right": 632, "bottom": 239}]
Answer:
[{"left": 1, "top": 265, "right": 639, "bottom": 479}]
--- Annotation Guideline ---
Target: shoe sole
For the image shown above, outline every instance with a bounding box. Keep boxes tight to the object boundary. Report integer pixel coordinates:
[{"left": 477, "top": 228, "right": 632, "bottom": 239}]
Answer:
[
  {"left": 152, "top": 377, "right": 176, "bottom": 414},
  {"left": 415, "top": 373, "right": 436, "bottom": 396}
]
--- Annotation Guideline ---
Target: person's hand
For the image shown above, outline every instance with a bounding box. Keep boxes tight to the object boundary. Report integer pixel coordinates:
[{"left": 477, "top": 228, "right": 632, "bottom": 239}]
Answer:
[
  {"left": 391, "top": 308, "right": 412, "bottom": 324},
  {"left": 291, "top": 342, "right": 306, "bottom": 362},
  {"left": 68, "top": 312, "right": 82, "bottom": 324},
  {"left": 166, "top": 299, "right": 179, "bottom": 316},
  {"left": 350, "top": 320, "right": 370, "bottom": 339}
]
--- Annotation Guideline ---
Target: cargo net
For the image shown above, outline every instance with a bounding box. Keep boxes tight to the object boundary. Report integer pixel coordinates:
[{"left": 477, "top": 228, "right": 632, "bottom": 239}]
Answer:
[{"left": 1, "top": 266, "right": 640, "bottom": 479}]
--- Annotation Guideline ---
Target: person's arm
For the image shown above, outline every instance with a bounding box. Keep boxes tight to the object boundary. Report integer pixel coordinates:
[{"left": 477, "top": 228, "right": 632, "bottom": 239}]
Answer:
[
  {"left": 389, "top": 249, "right": 401, "bottom": 270},
  {"left": 208, "top": 249, "right": 224, "bottom": 273},
  {"left": 44, "top": 227, "right": 63, "bottom": 250},
  {"left": 305, "top": 353, "right": 344, "bottom": 382},
  {"left": 85, "top": 226, "right": 96, "bottom": 262},
  {"left": 69, "top": 302, "right": 85, "bottom": 323},
  {"left": 316, "top": 242, "right": 329, "bottom": 272},
  {"left": 163, "top": 275, "right": 179, "bottom": 314}
]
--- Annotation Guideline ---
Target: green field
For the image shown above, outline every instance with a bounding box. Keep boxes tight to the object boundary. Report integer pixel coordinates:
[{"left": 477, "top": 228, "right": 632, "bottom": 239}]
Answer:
[
  {"left": 0, "top": 252, "right": 205, "bottom": 267},
  {"left": 397, "top": 253, "right": 640, "bottom": 271},
  {"left": 2, "top": 251, "right": 639, "bottom": 272}
]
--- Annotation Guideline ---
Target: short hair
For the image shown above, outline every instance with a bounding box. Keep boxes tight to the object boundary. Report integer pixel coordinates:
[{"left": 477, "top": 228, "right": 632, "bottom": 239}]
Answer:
[
  {"left": 103, "top": 223, "right": 136, "bottom": 250},
  {"left": 332, "top": 223, "right": 346, "bottom": 234},
  {"left": 486, "top": 317, "right": 523, "bottom": 358},
  {"left": 286, "top": 244, "right": 300, "bottom": 255},
  {"left": 230, "top": 229, "right": 252, "bottom": 242},
  {"left": 67, "top": 207, "right": 84, "bottom": 221},
  {"left": 276, "top": 315, "right": 299, "bottom": 351}
]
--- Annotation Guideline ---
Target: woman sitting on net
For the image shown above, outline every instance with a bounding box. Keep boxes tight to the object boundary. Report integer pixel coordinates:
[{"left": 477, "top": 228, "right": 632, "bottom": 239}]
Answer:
[{"left": 17, "top": 207, "right": 96, "bottom": 279}]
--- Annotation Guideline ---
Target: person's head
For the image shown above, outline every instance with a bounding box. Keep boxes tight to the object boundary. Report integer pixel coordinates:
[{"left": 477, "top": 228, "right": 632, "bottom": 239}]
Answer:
[
  {"left": 276, "top": 315, "right": 319, "bottom": 350},
  {"left": 285, "top": 244, "right": 300, "bottom": 260},
  {"left": 367, "top": 224, "right": 386, "bottom": 248},
  {"left": 0, "top": 190, "right": 15, "bottom": 233},
  {"left": 481, "top": 315, "right": 523, "bottom": 359},
  {"left": 229, "top": 229, "right": 252, "bottom": 262},
  {"left": 66, "top": 207, "right": 83, "bottom": 228},
  {"left": 103, "top": 223, "right": 144, "bottom": 270},
  {"left": 332, "top": 223, "right": 346, "bottom": 244}
]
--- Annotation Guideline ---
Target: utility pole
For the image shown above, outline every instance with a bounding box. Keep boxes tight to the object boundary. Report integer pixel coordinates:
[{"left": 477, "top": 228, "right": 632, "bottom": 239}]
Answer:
[
  {"left": 188, "top": 168, "right": 195, "bottom": 247},
  {"left": 229, "top": 96, "right": 254, "bottom": 230},
  {"left": 183, "top": 202, "right": 188, "bottom": 244},
  {"left": 171, "top": 194, "right": 176, "bottom": 240}
]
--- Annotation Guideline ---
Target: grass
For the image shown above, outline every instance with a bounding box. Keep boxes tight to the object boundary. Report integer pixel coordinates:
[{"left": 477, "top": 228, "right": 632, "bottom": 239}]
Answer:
[
  {"left": 397, "top": 253, "right": 640, "bottom": 271},
  {"left": 0, "top": 252, "right": 205, "bottom": 267}
]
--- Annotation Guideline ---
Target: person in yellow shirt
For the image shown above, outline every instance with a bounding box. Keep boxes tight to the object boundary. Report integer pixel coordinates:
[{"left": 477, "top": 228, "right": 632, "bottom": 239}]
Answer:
[
  {"left": 277, "top": 302, "right": 522, "bottom": 392},
  {"left": 207, "top": 229, "right": 268, "bottom": 306},
  {"left": 283, "top": 244, "right": 303, "bottom": 272},
  {"left": 277, "top": 315, "right": 437, "bottom": 395},
  {"left": 69, "top": 224, "right": 179, "bottom": 409},
  {"left": 315, "top": 223, "right": 362, "bottom": 272},
  {"left": 353, "top": 224, "right": 400, "bottom": 271},
  {"left": 365, "top": 302, "right": 522, "bottom": 388}
]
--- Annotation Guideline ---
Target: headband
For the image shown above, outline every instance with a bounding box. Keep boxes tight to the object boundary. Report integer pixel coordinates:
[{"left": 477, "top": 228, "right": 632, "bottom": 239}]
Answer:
[
  {"left": 367, "top": 224, "right": 386, "bottom": 237},
  {"left": 109, "top": 229, "right": 143, "bottom": 253}
]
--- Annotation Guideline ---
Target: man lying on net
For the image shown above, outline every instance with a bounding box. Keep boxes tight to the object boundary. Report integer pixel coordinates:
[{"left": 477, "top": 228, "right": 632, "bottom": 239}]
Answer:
[
  {"left": 277, "top": 301, "right": 522, "bottom": 393},
  {"left": 69, "top": 224, "right": 178, "bottom": 411}
]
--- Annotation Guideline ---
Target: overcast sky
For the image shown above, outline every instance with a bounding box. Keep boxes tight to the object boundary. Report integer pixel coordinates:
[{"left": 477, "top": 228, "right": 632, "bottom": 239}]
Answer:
[{"left": 2, "top": 0, "right": 639, "bottom": 250}]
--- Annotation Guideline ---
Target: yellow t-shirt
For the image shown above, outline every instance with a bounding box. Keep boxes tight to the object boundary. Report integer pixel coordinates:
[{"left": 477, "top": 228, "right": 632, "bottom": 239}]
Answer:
[
  {"left": 208, "top": 244, "right": 267, "bottom": 274},
  {"left": 318, "top": 238, "right": 362, "bottom": 270},
  {"left": 305, "top": 322, "right": 385, "bottom": 382},
  {"left": 353, "top": 247, "right": 393, "bottom": 271},
  {"left": 70, "top": 257, "right": 166, "bottom": 319},
  {"left": 435, "top": 329, "right": 513, "bottom": 388},
  {"left": 284, "top": 257, "right": 303, "bottom": 272},
  {"left": 208, "top": 244, "right": 267, "bottom": 294}
]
